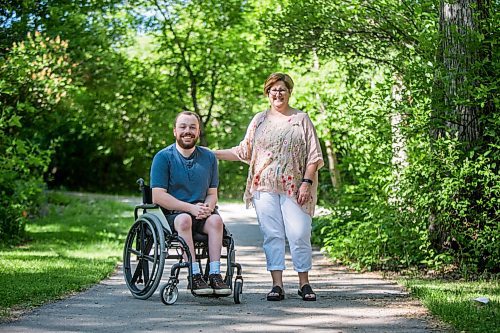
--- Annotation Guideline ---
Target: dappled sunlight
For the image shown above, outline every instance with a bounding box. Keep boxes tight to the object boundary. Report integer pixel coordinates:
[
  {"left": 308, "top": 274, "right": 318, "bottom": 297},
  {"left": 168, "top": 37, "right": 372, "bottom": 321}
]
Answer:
[
  {"left": 0, "top": 194, "right": 438, "bottom": 332},
  {"left": 1, "top": 0, "right": 496, "bottom": 331},
  {"left": 114, "top": 211, "right": 134, "bottom": 218}
]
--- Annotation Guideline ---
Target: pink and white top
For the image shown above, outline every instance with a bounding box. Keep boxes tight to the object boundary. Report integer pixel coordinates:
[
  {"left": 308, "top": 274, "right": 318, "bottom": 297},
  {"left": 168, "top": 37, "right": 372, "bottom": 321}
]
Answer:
[{"left": 231, "top": 110, "right": 324, "bottom": 216}]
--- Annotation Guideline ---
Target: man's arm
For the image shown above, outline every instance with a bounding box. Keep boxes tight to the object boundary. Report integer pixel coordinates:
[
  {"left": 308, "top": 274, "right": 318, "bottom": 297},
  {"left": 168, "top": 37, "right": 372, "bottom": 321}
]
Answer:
[
  {"left": 204, "top": 187, "right": 218, "bottom": 212},
  {"left": 152, "top": 187, "right": 211, "bottom": 218}
]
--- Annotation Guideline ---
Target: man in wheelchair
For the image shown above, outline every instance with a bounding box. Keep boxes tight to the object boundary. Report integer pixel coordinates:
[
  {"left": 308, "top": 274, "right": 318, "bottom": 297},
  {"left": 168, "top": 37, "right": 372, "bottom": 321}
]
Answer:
[{"left": 149, "top": 110, "right": 231, "bottom": 296}]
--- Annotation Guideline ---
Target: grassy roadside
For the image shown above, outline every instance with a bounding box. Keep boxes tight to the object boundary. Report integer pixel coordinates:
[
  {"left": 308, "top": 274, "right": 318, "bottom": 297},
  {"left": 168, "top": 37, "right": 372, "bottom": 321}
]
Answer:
[
  {"left": 0, "top": 192, "right": 134, "bottom": 322},
  {"left": 1, "top": 192, "right": 499, "bottom": 332},
  {"left": 401, "top": 277, "right": 500, "bottom": 333}
]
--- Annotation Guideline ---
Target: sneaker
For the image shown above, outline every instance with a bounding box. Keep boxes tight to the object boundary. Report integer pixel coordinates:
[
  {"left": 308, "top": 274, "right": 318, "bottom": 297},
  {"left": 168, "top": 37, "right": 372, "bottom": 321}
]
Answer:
[
  {"left": 209, "top": 273, "right": 231, "bottom": 295},
  {"left": 191, "top": 274, "right": 212, "bottom": 295}
]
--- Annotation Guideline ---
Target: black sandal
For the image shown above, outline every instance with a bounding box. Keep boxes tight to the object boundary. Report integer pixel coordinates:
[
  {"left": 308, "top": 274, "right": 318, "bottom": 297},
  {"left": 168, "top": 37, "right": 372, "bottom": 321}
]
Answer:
[
  {"left": 298, "top": 284, "right": 317, "bottom": 301},
  {"left": 267, "top": 285, "right": 285, "bottom": 301}
]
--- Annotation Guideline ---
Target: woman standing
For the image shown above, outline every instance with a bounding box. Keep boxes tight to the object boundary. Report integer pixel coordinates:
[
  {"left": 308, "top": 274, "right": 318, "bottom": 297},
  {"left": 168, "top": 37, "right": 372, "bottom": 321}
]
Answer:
[{"left": 215, "top": 73, "right": 324, "bottom": 301}]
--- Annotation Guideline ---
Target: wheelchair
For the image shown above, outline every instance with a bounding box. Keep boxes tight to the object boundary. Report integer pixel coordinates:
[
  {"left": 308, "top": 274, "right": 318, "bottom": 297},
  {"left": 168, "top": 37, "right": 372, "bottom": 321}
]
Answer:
[{"left": 123, "top": 178, "right": 243, "bottom": 305}]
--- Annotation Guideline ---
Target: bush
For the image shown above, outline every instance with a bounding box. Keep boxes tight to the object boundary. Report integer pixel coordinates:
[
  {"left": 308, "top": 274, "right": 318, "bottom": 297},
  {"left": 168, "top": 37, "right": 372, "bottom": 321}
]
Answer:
[
  {"left": 0, "top": 31, "right": 74, "bottom": 241},
  {"left": 0, "top": 136, "right": 50, "bottom": 242},
  {"left": 313, "top": 137, "right": 500, "bottom": 274},
  {"left": 398, "top": 137, "right": 500, "bottom": 273}
]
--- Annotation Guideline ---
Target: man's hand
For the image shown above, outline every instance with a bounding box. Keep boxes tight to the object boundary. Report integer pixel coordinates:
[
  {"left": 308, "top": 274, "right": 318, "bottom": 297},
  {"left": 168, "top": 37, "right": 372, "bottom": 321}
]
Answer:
[{"left": 191, "top": 202, "right": 212, "bottom": 219}]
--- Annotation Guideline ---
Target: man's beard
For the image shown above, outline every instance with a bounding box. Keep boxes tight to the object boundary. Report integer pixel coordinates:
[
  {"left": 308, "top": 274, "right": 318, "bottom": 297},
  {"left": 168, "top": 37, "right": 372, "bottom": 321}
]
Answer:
[{"left": 176, "top": 135, "right": 197, "bottom": 149}]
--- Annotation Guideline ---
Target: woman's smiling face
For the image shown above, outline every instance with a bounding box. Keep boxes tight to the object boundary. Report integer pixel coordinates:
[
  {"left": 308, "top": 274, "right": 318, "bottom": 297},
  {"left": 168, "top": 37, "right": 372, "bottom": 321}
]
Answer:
[{"left": 268, "top": 81, "right": 290, "bottom": 109}]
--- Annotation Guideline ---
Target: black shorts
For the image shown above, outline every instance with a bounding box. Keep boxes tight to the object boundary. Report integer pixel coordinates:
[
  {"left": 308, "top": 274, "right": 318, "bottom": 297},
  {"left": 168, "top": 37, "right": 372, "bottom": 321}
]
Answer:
[{"left": 163, "top": 208, "right": 220, "bottom": 235}]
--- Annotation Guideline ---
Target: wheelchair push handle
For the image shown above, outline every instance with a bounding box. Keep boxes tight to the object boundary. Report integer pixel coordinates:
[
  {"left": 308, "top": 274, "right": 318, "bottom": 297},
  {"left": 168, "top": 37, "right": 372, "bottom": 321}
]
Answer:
[
  {"left": 137, "top": 178, "right": 145, "bottom": 189},
  {"left": 136, "top": 178, "right": 152, "bottom": 204}
]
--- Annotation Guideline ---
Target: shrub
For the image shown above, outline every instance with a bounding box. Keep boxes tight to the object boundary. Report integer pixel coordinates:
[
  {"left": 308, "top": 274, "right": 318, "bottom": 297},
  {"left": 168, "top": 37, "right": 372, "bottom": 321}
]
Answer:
[{"left": 0, "top": 32, "right": 74, "bottom": 241}]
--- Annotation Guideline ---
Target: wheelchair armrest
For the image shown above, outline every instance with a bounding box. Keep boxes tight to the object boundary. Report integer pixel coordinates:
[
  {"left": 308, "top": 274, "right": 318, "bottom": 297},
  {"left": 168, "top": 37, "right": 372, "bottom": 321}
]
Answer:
[
  {"left": 134, "top": 204, "right": 159, "bottom": 220},
  {"left": 135, "top": 203, "right": 159, "bottom": 210}
]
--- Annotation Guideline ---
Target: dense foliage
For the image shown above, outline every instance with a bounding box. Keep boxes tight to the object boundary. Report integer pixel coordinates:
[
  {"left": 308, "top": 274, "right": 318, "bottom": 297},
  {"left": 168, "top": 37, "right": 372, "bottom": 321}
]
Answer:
[
  {"left": 1, "top": 0, "right": 498, "bottom": 275},
  {"left": 270, "top": 0, "right": 499, "bottom": 274},
  {"left": 0, "top": 31, "right": 75, "bottom": 242}
]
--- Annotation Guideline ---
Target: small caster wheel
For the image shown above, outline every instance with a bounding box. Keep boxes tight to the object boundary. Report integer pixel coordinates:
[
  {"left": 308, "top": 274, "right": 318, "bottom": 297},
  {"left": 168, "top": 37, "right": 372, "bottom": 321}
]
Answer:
[
  {"left": 233, "top": 279, "right": 243, "bottom": 304},
  {"left": 160, "top": 283, "right": 178, "bottom": 305}
]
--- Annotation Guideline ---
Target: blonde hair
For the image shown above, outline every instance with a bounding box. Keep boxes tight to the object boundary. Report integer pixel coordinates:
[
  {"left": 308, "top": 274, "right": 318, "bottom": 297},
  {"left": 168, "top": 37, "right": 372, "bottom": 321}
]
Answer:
[{"left": 263, "top": 73, "right": 294, "bottom": 96}]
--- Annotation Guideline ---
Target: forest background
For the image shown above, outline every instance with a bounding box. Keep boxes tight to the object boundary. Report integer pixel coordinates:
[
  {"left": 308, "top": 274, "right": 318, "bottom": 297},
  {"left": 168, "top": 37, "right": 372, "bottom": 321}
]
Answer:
[{"left": 1, "top": 0, "right": 498, "bottom": 277}]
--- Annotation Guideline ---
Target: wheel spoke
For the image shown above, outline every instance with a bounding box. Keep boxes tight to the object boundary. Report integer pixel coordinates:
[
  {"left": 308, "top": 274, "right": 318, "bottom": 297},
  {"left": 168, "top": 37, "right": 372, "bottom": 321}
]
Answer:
[
  {"left": 142, "top": 260, "right": 150, "bottom": 283},
  {"left": 129, "top": 248, "right": 141, "bottom": 257},
  {"left": 142, "top": 254, "right": 157, "bottom": 262},
  {"left": 130, "top": 227, "right": 156, "bottom": 285}
]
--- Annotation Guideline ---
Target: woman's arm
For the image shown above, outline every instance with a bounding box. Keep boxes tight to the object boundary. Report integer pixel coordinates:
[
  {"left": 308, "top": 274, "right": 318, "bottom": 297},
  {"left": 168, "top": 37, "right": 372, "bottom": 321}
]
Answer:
[
  {"left": 303, "top": 161, "right": 319, "bottom": 182},
  {"left": 297, "top": 161, "right": 319, "bottom": 206},
  {"left": 214, "top": 112, "right": 264, "bottom": 163},
  {"left": 214, "top": 149, "right": 240, "bottom": 161}
]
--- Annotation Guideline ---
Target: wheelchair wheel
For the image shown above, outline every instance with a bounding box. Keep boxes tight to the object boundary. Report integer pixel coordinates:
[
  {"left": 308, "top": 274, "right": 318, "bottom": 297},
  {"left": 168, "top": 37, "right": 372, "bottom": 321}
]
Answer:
[
  {"left": 160, "top": 283, "right": 179, "bottom": 305},
  {"left": 233, "top": 278, "right": 243, "bottom": 304},
  {"left": 123, "top": 213, "right": 166, "bottom": 300}
]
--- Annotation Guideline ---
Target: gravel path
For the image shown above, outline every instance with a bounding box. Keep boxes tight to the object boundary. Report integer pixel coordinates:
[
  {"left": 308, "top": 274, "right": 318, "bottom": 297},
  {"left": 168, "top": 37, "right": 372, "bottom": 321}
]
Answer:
[{"left": 0, "top": 201, "right": 448, "bottom": 332}]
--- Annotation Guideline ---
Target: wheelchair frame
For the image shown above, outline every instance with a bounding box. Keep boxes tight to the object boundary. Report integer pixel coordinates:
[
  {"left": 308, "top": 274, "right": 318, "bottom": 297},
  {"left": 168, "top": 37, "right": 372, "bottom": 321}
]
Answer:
[{"left": 123, "top": 178, "right": 243, "bottom": 305}]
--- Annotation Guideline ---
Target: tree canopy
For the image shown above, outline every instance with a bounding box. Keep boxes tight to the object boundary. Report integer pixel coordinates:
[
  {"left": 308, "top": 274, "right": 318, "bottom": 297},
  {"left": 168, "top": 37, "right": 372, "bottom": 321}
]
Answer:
[{"left": 1, "top": 0, "right": 498, "bottom": 274}]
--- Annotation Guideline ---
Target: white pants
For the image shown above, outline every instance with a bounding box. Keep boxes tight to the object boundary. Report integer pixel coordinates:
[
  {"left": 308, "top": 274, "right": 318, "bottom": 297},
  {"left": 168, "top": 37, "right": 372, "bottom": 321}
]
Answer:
[{"left": 252, "top": 191, "right": 312, "bottom": 272}]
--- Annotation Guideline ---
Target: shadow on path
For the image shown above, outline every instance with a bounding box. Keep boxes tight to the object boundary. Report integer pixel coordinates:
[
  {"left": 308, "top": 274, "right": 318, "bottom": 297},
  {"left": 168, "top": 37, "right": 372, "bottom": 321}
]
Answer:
[{"left": 0, "top": 201, "right": 448, "bottom": 333}]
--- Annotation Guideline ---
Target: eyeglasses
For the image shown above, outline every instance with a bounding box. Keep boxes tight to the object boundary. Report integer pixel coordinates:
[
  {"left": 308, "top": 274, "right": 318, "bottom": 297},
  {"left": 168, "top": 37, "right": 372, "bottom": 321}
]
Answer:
[{"left": 268, "top": 88, "right": 288, "bottom": 96}]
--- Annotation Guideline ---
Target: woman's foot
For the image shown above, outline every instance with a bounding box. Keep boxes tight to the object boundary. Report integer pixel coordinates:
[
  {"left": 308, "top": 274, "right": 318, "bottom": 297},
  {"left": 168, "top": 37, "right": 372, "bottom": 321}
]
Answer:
[
  {"left": 267, "top": 285, "right": 285, "bottom": 301},
  {"left": 298, "top": 283, "right": 316, "bottom": 301}
]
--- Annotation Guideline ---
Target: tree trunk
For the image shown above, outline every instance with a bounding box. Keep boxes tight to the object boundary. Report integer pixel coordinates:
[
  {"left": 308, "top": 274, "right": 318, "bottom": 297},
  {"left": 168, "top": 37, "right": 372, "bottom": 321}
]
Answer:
[
  {"left": 323, "top": 138, "right": 341, "bottom": 189},
  {"left": 429, "top": 0, "right": 489, "bottom": 250},
  {"left": 436, "top": 0, "right": 481, "bottom": 142},
  {"left": 313, "top": 51, "right": 341, "bottom": 189},
  {"left": 389, "top": 73, "right": 408, "bottom": 203}
]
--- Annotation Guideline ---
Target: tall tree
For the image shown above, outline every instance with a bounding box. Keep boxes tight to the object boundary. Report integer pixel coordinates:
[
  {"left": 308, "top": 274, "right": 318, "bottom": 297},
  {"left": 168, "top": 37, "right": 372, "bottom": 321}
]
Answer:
[
  {"left": 434, "top": 0, "right": 491, "bottom": 143},
  {"left": 265, "top": 0, "right": 499, "bottom": 272},
  {"left": 266, "top": 0, "right": 428, "bottom": 190},
  {"left": 139, "top": 0, "right": 272, "bottom": 146},
  {"left": 311, "top": 51, "right": 341, "bottom": 188}
]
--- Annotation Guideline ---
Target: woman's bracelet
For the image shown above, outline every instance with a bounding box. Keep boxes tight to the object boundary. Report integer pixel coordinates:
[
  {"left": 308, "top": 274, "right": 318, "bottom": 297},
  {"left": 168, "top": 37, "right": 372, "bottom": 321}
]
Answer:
[{"left": 301, "top": 178, "right": 313, "bottom": 185}]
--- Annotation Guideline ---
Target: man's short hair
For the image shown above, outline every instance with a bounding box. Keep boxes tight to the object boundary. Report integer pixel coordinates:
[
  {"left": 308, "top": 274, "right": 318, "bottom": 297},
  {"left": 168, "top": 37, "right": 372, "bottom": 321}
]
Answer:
[{"left": 174, "top": 111, "right": 201, "bottom": 127}]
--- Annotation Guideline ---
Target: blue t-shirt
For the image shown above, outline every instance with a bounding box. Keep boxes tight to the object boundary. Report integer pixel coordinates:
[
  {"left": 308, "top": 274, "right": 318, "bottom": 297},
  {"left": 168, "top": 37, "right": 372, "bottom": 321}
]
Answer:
[{"left": 150, "top": 144, "right": 218, "bottom": 204}]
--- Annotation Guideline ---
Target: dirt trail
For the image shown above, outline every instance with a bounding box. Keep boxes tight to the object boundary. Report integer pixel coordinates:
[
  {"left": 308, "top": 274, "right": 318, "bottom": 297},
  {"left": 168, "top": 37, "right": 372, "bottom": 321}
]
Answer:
[{"left": 0, "top": 200, "right": 447, "bottom": 332}]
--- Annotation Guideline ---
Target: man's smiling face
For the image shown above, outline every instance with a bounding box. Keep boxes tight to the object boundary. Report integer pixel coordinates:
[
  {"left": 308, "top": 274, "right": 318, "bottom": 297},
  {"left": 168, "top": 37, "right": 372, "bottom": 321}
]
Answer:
[{"left": 174, "top": 114, "right": 200, "bottom": 149}]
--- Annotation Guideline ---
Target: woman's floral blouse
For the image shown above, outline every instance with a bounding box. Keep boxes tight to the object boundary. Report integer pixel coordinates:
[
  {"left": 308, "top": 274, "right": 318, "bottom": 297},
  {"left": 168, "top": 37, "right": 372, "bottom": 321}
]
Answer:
[{"left": 231, "top": 110, "right": 324, "bottom": 216}]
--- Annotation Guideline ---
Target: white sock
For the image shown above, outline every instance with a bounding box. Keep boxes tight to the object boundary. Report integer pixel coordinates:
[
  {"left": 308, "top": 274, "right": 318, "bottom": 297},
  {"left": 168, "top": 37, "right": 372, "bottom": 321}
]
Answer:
[
  {"left": 209, "top": 261, "right": 221, "bottom": 275},
  {"left": 192, "top": 262, "right": 201, "bottom": 275}
]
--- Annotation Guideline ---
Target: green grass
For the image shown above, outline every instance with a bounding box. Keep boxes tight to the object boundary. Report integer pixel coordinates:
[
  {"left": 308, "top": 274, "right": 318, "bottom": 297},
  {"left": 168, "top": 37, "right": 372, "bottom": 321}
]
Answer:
[
  {"left": 2, "top": 192, "right": 499, "bottom": 332},
  {"left": 0, "top": 192, "right": 134, "bottom": 321},
  {"left": 401, "top": 278, "right": 500, "bottom": 333}
]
